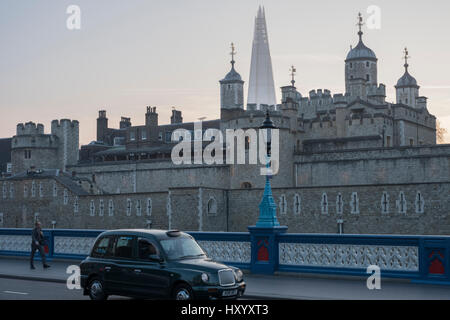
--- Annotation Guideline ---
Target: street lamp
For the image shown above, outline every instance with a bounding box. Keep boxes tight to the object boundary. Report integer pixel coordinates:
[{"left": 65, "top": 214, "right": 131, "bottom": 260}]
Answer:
[
  {"left": 261, "top": 110, "right": 276, "bottom": 157},
  {"left": 255, "top": 111, "right": 280, "bottom": 228}
]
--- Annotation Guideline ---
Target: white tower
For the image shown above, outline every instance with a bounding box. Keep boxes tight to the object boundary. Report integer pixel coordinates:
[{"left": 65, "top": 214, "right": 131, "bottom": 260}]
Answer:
[{"left": 247, "top": 6, "right": 277, "bottom": 111}]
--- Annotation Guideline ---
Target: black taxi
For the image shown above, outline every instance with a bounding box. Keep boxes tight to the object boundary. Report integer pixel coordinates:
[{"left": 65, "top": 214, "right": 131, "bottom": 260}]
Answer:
[{"left": 80, "top": 229, "right": 246, "bottom": 300}]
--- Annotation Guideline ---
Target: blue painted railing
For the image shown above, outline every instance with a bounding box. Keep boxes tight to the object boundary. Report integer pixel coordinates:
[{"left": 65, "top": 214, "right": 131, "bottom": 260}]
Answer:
[{"left": 1, "top": 228, "right": 450, "bottom": 285}]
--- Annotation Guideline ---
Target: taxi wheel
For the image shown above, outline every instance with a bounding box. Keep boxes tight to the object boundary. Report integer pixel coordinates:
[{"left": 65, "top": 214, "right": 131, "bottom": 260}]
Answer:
[
  {"left": 88, "top": 277, "right": 108, "bottom": 300},
  {"left": 173, "top": 283, "right": 194, "bottom": 300}
]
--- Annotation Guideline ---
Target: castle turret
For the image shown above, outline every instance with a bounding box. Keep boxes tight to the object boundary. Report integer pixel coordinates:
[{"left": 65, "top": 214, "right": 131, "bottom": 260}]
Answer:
[
  {"left": 395, "top": 48, "right": 426, "bottom": 109},
  {"left": 170, "top": 109, "right": 183, "bottom": 124},
  {"left": 345, "top": 13, "right": 378, "bottom": 97},
  {"left": 220, "top": 43, "right": 244, "bottom": 111},
  {"left": 51, "top": 119, "right": 79, "bottom": 171}
]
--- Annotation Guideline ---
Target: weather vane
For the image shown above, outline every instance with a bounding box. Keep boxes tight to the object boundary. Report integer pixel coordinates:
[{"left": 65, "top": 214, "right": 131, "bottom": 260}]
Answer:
[
  {"left": 290, "top": 65, "right": 296, "bottom": 86},
  {"left": 404, "top": 47, "right": 410, "bottom": 70},
  {"left": 357, "top": 12, "right": 364, "bottom": 40},
  {"left": 230, "top": 42, "right": 236, "bottom": 66}
]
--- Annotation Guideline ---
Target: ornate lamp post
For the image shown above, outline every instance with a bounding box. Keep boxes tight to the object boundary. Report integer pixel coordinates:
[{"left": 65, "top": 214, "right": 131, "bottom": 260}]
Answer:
[
  {"left": 247, "top": 111, "right": 287, "bottom": 275},
  {"left": 256, "top": 111, "right": 280, "bottom": 227}
]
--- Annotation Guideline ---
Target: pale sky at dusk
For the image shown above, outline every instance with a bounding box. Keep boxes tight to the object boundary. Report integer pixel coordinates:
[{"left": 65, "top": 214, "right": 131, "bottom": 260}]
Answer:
[{"left": 1, "top": 0, "right": 449, "bottom": 145}]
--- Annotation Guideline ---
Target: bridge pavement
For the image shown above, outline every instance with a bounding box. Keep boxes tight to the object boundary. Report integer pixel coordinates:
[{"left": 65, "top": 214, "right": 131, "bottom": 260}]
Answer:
[{"left": 1, "top": 257, "right": 450, "bottom": 300}]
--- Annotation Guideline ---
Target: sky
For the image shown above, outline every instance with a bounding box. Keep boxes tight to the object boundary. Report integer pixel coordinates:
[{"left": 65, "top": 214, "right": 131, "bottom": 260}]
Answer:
[{"left": 1, "top": 0, "right": 449, "bottom": 145}]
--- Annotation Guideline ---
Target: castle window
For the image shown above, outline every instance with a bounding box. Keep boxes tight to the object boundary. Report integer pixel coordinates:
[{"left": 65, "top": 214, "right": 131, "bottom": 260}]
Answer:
[
  {"left": 366, "top": 74, "right": 370, "bottom": 81},
  {"left": 386, "top": 136, "right": 391, "bottom": 147},
  {"left": 381, "top": 192, "right": 389, "bottom": 214},
  {"left": 207, "top": 197, "right": 217, "bottom": 215},
  {"left": 53, "top": 182, "right": 57, "bottom": 197},
  {"left": 130, "top": 131, "right": 135, "bottom": 141},
  {"left": 241, "top": 182, "right": 252, "bottom": 189},
  {"left": 31, "top": 181, "right": 36, "bottom": 197},
  {"left": 146, "top": 198, "right": 152, "bottom": 216},
  {"left": 99, "top": 199, "right": 104, "bottom": 216},
  {"left": 24, "top": 150, "right": 31, "bottom": 159},
  {"left": 350, "top": 62, "right": 353, "bottom": 69},
  {"left": 24, "top": 185, "right": 28, "bottom": 198},
  {"left": 108, "top": 199, "right": 114, "bottom": 216},
  {"left": 141, "top": 130, "right": 147, "bottom": 140},
  {"left": 9, "top": 183, "right": 14, "bottom": 199},
  {"left": 63, "top": 189, "right": 68, "bottom": 205},
  {"left": 409, "top": 138, "right": 414, "bottom": 146},
  {"left": 6, "top": 163, "right": 12, "bottom": 173},
  {"left": 321, "top": 193, "right": 328, "bottom": 215},
  {"left": 165, "top": 131, "right": 172, "bottom": 143},
  {"left": 2, "top": 183, "right": 6, "bottom": 199},
  {"left": 293, "top": 194, "right": 301, "bottom": 215},
  {"left": 126, "top": 199, "right": 132, "bottom": 216},
  {"left": 397, "top": 192, "right": 407, "bottom": 214},
  {"left": 74, "top": 197, "right": 79, "bottom": 214},
  {"left": 350, "top": 75, "right": 354, "bottom": 80},
  {"left": 350, "top": 192, "right": 359, "bottom": 214},
  {"left": 39, "top": 182, "right": 43, "bottom": 198},
  {"left": 90, "top": 200, "right": 95, "bottom": 216},
  {"left": 336, "top": 193, "right": 344, "bottom": 215},
  {"left": 158, "top": 132, "right": 163, "bottom": 141},
  {"left": 366, "top": 61, "right": 370, "bottom": 67},
  {"left": 415, "top": 191, "right": 424, "bottom": 214},
  {"left": 136, "top": 199, "right": 142, "bottom": 216},
  {"left": 279, "top": 195, "right": 287, "bottom": 215}
]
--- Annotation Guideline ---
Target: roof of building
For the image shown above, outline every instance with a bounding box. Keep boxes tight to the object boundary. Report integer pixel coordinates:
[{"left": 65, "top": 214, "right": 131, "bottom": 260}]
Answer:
[
  {"left": 6, "top": 169, "right": 90, "bottom": 196},
  {"left": 396, "top": 70, "right": 418, "bottom": 88},
  {"left": 346, "top": 39, "right": 377, "bottom": 61},
  {"left": 221, "top": 66, "right": 243, "bottom": 82}
]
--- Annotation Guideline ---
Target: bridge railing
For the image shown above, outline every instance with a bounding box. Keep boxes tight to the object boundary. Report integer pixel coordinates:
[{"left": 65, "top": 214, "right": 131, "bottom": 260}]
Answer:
[{"left": 1, "top": 228, "right": 449, "bottom": 285}]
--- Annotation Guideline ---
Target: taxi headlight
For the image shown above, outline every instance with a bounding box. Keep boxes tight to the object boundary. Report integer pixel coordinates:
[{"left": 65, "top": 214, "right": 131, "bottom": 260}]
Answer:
[
  {"left": 234, "top": 269, "right": 243, "bottom": 282},
  {"left": 201, "top": 273, "right": 210, "bottom": 283}
]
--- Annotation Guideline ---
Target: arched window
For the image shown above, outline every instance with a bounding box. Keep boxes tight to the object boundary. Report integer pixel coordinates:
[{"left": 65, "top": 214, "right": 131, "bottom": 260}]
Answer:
[
  {"left": 321, "top": 193, "right": 328, "bottom": 215},
  {"left": 336, "top": 193, "right": 344, "bottom": 215},
  {"left": 415, "top": 191, "right": 424, "bottom": 214},
  {"left": 241, "top": 182, "right": 252, "bottom": 189},
  {"left": 381, "top": 192, "right": 389, "bottom": 214},
  {"left": 146, "top": 198, "right": 152, "bottom": 216},
  {"left": 279, "top": 195, "right": 287, "bottom": 215},
  {"left": 90, "top": 200, "right": 95, "bottom": 216},
  {"left": 293, "top": 194, "right": 301, "bottom": 215},
  {"left": 108, "top": 199, "right": 114, "bottom": 216},
  {"left": 350, "top": 192, "right": 359, "bottom": 214},
  {"left": 397, "top": 192, "right": 407, "bottom": 214},
  {"left": 207, "top": 197, "right": 217, "bottom": 215}
]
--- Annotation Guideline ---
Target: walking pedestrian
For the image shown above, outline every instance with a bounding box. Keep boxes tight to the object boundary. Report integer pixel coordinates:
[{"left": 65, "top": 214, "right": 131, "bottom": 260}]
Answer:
[{"left": 30, "top": 221, "right": 50, "bottom": 269}]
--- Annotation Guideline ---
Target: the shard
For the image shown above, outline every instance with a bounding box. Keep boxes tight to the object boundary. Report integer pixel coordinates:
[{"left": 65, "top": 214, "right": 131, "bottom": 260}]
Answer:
[{"left": 247, "top": 6, "right": 277, "bottom": 110}]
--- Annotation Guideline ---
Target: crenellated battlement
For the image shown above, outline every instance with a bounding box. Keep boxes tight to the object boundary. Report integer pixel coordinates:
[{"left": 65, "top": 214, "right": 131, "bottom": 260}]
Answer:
[{"left": 16, "top": 122, "right": 45, "bottom": 136}]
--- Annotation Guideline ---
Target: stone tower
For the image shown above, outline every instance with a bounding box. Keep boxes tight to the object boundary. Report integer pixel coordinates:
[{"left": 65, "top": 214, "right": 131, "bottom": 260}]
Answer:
[
  {"left": 345, "top": 13, "right": 378, "bottom": 98},
  {"left": 220, "top": 43, "right": 244, "bottom": 110},
  {"left": 11, "top": 120, "right": 79, "bottom": 174},
  {"left": 51, "top": 119, "right": 79, "bottom": 171},
  {"left": 247, "top": 6, "right": 277, "bottom": 110},
  {"left": 96, "top": 110, "right": 108, "bottom": 143},
  {"left": 395, "top": 48, "right": 426, "bottom": 109}
]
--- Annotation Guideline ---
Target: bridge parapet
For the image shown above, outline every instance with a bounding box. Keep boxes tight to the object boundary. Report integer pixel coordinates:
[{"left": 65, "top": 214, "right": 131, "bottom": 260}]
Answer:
[{"left": 1, "top": 228, "right": 449, "bottom": 285}]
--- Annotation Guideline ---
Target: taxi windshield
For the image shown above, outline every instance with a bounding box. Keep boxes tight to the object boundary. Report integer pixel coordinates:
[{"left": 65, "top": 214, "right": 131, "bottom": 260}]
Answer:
[{"left": 160, "top": 236, "right": 206, "bottom": 260}]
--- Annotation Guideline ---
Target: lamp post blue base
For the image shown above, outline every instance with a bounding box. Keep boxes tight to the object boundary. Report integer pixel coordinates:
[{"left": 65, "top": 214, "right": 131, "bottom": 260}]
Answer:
[{"left": 248, "top": 225, "right": 288, "bottom": 274}]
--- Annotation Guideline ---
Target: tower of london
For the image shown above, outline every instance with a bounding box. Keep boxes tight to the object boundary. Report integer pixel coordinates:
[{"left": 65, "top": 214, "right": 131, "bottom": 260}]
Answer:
[{"left": 0, "top": 9, "right": 448, "bottom": 235}]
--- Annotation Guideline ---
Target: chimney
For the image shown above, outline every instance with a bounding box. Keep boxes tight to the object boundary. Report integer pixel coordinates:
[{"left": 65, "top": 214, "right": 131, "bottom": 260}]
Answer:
[
  {"left": 145, "top": 106, "right": 158, "bottom": 127},
  {"left": 170, "top": 109, "right": 183, "bottom": 124}
]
